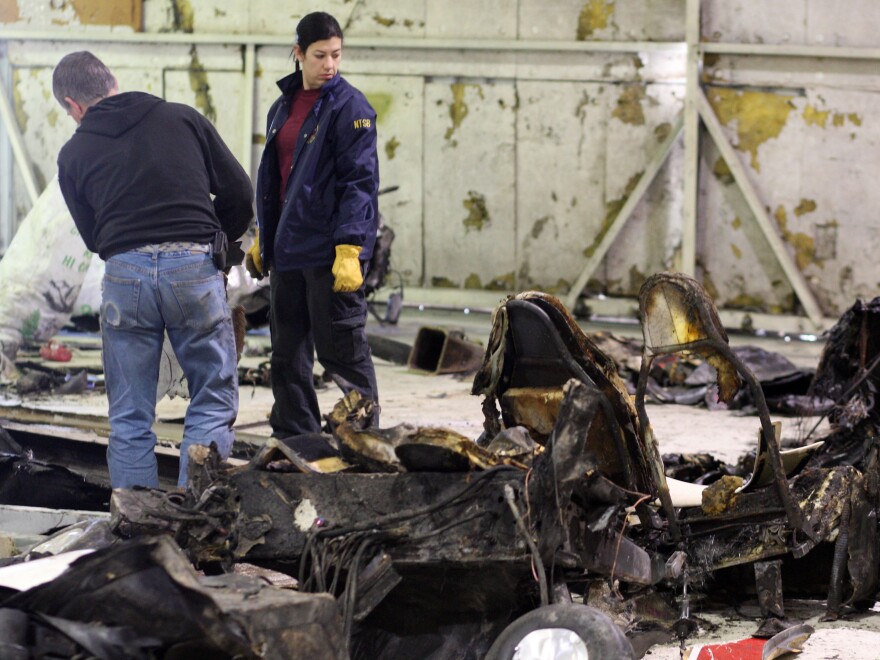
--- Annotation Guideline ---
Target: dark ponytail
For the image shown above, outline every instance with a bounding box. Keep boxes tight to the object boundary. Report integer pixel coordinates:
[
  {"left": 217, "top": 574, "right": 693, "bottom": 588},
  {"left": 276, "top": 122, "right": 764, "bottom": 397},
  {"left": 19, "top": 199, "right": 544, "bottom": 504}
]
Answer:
[{"left": 293, "top": 12, "right": 343, "bottom": 71}]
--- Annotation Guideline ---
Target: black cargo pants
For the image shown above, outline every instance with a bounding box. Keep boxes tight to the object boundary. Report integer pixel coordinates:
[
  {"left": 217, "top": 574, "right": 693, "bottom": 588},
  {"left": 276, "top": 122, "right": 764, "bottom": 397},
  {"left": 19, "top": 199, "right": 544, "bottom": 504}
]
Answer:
[{"left": 268, "top": 266, "right": 379, "bottom": 437}]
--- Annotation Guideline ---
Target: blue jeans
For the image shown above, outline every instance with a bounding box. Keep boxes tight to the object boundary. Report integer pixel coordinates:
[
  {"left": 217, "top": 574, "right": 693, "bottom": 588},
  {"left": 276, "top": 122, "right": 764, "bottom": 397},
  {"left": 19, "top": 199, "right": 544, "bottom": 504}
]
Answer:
[{"left": 101, "top": 247, "right": 238, "bottom": 488}]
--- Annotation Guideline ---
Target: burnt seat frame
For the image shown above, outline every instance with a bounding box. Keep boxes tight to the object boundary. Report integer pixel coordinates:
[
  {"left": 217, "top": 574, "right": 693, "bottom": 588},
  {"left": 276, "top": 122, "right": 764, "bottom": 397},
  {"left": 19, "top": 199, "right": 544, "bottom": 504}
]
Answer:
[
  {"left": 634, "top": 275, "right": 818, "bottom": 551},
  {"left": 502, "top": 298, "right": 645, "bottom": 498}
]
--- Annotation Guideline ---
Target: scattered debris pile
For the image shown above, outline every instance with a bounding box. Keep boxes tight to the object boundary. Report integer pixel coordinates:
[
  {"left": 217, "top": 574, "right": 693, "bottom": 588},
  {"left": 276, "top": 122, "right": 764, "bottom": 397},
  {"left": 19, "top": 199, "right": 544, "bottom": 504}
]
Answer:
[{"left": 2, "top": 277, "right": 880, "bottom": 659}]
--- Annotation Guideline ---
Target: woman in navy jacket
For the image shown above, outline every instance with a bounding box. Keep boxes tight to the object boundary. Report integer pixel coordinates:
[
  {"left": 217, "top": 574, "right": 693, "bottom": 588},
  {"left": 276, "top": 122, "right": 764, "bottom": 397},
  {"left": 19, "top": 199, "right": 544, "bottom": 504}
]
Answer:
[{"left": 249, "top": 11, "right": 380, "bottom": 437}]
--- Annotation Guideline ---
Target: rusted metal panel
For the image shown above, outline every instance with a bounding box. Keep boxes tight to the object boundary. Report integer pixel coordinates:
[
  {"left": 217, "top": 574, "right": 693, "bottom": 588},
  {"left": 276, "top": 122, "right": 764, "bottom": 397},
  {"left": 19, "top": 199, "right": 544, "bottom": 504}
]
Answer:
[
  {"left": 696, "top": 83, "right": 879, "bottom": 317},
  {"left": 515, "top": 80, "right": 608, "bottom": 294},
  {"left": 423, "top": 79, "right": 517, "bottom": 292},
  {"left": 702, "top": 0, "right": 880, "bottom": 48},
  {"left": 602, "top": 84, "right": 685, "bottom": 298},
  {"left": 517, "top": 0, "right": 684, "bottom": 42},
  {"left": 426, "top": 0, "right": 517, "bottom": 39},
  {"left": 701, "top": 1, "right": 807, "bottom": 45},
  {"left": 347, "top": 73, "right": 424, "bottom": 286}
]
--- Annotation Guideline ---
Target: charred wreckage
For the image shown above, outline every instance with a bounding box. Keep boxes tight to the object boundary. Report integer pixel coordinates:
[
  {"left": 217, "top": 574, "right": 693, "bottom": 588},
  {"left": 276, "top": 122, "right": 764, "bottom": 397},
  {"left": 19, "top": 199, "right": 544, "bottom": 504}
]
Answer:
[{"left": 2, "top": 272, "right": 880, "bottom": 659}]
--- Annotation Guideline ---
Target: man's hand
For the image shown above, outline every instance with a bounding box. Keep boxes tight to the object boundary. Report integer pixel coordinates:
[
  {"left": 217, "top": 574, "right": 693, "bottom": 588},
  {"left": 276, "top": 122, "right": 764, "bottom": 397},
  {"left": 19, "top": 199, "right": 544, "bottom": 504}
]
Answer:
[
  {"left": 245, "top": 228, "right": 263, "bottom": 280},
  {"left": 332, "top": 244, "right": 363, "bottom": 292}
]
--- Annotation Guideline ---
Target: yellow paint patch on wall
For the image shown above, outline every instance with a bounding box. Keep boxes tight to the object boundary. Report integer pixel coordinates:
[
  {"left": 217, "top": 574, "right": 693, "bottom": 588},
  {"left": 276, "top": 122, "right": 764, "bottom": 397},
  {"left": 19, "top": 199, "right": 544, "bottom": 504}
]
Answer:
[
  {"left": 366, "top": 92, "right": 393, "bottom": 124},
  {"left": 654, "top": 122, "right": 671, "bottom": 143},
  {"left": 487, "top": 272, "right": 515, "bottom": 291},
  {"left": 731, "top": 217, "right": 742, "bottom": 230},
  {"left": 445, "top": 83, "right": 483, "bottom": 141},
  {"left": 774, "top": 205, "right": 817, "bottom": 271},
  {"left": 531, "top": 216, "right": 551, "bottom": 239},
  {"left": 47, "top": 109, "right": 59, "bottom": 128},
  {"left": 794, "top": 199, "right": 817, "bottom": 216},
  {"left": 706, "top": 87, "right": 795, "bottom": 172},
  {"left": 712, "top": 157, "right": 734, "bottom": 185},
  {"left": 188, "top": 46, "right": 216, "bottom": 123},
  {"left": 543, "top": 279, "right": 571, "bottom": 295},
  {"left": 730, "top": 243, "right": 742, "bottom": 259},
  {"left": 0, "top": 1, "right": 20, "bottom": 22},
  {"left": 12, "top": 70, "right": 27, "bottom": 133},
  {"left": 583, "top": 172, "right": 641, "bottom": 258},
  {"left": 802, "top": 105, "right": 830, "bottom": 128},
  {"left": 70, "top": 0, "right": 142, "bottom": 29},
  {"left": 384, "top": 136, "right": 400, "bottom": 160},
  {"left": 577, "top": 0, "right": 614, "bottom": 40},
  {"left": 611, "top": 85, "right": 646, "bottom": 126},
  {"left": 828, "top": 112, "right": 863, "bottom": 127},
  {"left": 464, "top": 274, "right": 482, "bottom": 289},
  {"left": 372, "top": 14, "right": 396, "bottom": 27},
  {"left": 171, "top": 0, "right": 194, "bottom": 32},
  {"left": 431, "top": 276, "right": 458, "bottom": 288},
  {"left": 463, "top": 190, "right": 490, "bottom": 232},
  {"left": 726, "top": 293, "right": 769, "bottom": 311}
]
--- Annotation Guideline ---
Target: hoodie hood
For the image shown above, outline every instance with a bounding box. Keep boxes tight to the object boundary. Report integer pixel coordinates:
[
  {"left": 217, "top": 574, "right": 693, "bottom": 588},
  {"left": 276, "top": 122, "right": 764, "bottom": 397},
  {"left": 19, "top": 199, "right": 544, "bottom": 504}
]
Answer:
[{"left": 77, "top": 91, "right": 163, "bottom": 138}]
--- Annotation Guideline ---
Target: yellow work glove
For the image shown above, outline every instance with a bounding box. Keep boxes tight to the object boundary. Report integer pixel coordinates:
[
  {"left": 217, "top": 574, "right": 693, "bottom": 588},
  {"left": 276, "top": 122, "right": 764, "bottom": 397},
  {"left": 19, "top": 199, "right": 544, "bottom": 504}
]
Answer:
[
  {"left": 332, "top": 244, "right": 364, "bottom": 293},
  {"left": 245, "top": 228, "right": 264, "bottom": 280}
]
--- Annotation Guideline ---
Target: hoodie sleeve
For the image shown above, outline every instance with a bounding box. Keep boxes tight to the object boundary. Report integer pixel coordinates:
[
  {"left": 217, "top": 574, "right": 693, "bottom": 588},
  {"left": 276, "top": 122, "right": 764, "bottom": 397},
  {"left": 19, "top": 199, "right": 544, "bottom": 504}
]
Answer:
[
  {"left": 58, "top": 149, "right": 98, "bottom": 254},
  {"left": 331, "top": 93, "right": 379, "bottom": 249},
  {"left": 194, "top": 112, "right": 254, "bottom": 242}
]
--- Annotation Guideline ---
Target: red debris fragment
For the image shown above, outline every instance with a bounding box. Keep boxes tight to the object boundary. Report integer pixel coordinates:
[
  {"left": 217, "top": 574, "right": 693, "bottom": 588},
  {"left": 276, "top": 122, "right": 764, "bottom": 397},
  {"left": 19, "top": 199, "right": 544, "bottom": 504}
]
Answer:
[{"left": 39, "top": 341, "right": 73, "bottom": 362}]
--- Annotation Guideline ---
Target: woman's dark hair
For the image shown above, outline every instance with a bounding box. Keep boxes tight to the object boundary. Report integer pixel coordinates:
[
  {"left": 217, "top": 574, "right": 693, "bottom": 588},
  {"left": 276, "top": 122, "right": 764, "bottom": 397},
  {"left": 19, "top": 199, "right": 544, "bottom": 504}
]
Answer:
[{"left": 294, "top": 12, "right": 343, "bottom": 68}]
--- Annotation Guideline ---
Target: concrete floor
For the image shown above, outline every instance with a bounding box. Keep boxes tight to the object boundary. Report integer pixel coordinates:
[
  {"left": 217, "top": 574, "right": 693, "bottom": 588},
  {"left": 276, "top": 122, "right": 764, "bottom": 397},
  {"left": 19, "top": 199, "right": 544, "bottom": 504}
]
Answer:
[{"left": 12, "top": 299, "right": 880, "bottom": 657}]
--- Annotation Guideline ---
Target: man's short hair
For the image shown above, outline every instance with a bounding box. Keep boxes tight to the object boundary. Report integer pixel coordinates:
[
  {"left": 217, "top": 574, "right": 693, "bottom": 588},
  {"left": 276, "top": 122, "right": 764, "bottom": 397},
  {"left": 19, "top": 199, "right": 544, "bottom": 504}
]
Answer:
[{"left": 52, "top": 51, "right": 117, "bottom": 110}]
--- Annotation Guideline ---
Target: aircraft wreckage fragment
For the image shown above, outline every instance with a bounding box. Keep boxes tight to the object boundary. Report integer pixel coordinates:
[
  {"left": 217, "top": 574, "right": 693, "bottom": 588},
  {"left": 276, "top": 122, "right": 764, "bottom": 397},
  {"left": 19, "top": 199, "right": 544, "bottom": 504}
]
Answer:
[{"left": 111, "top": 277, "right": 880, "bottom": 657}]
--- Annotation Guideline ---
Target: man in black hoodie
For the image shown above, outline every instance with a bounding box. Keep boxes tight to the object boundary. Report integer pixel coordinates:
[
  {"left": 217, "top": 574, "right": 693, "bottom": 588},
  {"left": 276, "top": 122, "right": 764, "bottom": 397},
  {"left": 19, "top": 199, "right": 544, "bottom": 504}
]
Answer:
[{"left": 53, "top": 51, "right": 254, "bottom": 490}]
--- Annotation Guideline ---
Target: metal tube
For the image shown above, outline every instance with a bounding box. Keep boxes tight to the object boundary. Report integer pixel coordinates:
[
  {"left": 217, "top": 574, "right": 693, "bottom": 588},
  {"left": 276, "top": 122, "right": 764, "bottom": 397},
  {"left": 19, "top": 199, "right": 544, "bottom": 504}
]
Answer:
[
  {"left": 681, "top": 0, "right": 701, "bottom": 277},
  {"left": 0, "top": 73, "right": 40, "bottom": 209},
  {"left": 240, "top": 43, "right": 255, "bottom": 177},
  {"left": 0, "top": 29, "right": 685, "bottom": 53},
  {"left": 702, "top": 42, "right": 880, "bottom": 61}
]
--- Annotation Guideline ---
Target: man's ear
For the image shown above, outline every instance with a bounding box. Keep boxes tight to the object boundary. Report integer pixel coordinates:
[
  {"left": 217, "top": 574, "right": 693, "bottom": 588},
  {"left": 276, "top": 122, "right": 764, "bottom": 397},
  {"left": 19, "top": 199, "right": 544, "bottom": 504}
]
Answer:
[{"left": 64, "top": 96, "right": 85, "bottom": 123}]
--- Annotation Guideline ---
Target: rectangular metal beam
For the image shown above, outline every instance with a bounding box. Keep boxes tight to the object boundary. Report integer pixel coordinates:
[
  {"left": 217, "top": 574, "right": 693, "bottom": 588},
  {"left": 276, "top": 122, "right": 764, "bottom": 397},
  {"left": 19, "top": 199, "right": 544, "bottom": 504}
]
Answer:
[
  {"left": 681, "top": 0, "right": 701, "bottom": 277},
  {"left": 240, "top": 43, "right": 255, "bottom": 176},
  {"left": 0, "top": 28, "right": 685, "bottom": 53},
  {"left": 0, "top": 74, "right": 40, "bottom": 209},
  {"left": 702, "top": 43, "right": 880, "bottom": 61}
]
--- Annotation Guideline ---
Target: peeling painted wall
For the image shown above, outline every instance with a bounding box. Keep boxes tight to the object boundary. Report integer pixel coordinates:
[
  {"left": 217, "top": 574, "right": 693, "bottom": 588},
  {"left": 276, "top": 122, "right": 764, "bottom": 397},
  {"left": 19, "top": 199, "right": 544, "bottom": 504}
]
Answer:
[
  {"left": 2, "top": 0, "right": 879, "bottom": 318},
  {"left": 699, "top": 0, "right": 880, "bottom": 317}
]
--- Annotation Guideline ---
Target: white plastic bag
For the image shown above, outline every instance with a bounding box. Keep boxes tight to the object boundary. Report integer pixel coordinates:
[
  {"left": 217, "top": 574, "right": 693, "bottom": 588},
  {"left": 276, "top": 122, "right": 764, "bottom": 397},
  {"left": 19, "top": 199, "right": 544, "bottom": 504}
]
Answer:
[
  {"left": 0, "top": 178, "right": 91, "bottom": 375},
  {"left": 0, "top": 178, "right": 187, "bottom": 399}
]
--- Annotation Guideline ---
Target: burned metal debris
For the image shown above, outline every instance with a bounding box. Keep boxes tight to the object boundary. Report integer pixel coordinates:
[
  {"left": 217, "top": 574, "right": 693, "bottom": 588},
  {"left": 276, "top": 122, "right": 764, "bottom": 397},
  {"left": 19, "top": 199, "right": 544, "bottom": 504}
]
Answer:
[
  {"left": 1, "top": 535, "right": 344, "bottom": 659},
  {"left": 5, "top": 277, "right": 880, "bottom": 658},
  {"left": 110, "top": 280, "right": 879, "bottom": 656}
]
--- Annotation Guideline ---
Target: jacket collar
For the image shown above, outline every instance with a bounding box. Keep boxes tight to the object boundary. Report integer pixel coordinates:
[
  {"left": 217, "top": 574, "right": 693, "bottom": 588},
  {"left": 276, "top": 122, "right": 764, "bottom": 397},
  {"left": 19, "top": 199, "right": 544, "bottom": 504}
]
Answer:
[{"left": 276, "top": 70, "right": 342, "bottom": 100}]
